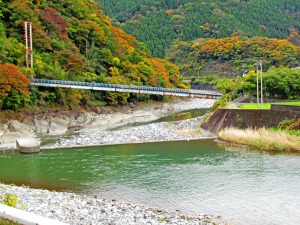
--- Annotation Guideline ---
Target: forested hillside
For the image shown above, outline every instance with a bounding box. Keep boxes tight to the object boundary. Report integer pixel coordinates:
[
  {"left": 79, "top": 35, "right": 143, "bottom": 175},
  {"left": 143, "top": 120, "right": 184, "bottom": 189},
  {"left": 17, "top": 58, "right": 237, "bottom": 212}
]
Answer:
[
  {"left": 0, "top": 0, "right": 187, "bottom": 110},
  {"left": 166, "top": 36, "right": 300, "bottom": 86},
  {"left": 98, "top": 0, "right": 300, "bottom": 57}
]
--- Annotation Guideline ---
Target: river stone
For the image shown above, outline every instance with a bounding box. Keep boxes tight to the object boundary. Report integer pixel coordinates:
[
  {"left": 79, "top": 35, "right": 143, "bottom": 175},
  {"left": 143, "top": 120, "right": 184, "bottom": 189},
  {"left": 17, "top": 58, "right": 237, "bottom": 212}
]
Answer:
[
  {"left": 9, "top": 120, "right": 35, "bottom": 134},
  {"left": 34, "top": 118, "right": 50, "bottom": 134},
  {"left": 48, "top": 117, "right": 69, "bottom": 135}
]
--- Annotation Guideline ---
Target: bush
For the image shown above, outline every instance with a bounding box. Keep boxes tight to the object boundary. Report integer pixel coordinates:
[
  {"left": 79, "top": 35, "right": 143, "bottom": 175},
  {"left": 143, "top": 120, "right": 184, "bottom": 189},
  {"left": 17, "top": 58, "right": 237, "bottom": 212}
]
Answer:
[
  {"left": 3, "top": 90, "right": 31, "bottom": 110},
  {"left": 211, "top": 94, "right": 231, "bottom": 111},
  {"left": 1, "top": 193, "right": 20, "bottom": 208},
  {"left": 277, "top": 118, "right": 300, "bottom": 131}
]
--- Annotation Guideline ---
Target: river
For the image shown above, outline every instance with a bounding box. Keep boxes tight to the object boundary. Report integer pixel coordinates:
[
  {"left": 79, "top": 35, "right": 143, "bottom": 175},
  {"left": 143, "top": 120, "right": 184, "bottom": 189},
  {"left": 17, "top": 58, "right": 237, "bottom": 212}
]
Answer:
[{"left": 0, "top": 140, "right": 300, "bottom": 225}]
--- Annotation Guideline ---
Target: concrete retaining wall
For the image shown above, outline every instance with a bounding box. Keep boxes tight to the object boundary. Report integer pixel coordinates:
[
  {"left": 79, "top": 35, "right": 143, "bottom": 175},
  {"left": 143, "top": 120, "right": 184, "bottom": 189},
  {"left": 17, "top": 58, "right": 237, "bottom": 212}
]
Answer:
[
  {"left": 271, "top": 104, "right": 300, "bottom": 112},
  {"left": 202, "top": 105, "right": 300, "bottom": 133},
  {"left": 0, "top": 204, "right": 68, "bottom": 225}
]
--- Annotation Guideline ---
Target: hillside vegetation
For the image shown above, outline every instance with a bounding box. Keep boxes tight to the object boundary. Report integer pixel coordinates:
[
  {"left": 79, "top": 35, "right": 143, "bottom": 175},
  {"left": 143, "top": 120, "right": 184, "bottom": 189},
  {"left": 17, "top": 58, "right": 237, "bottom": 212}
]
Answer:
[
  {"left": 98, "top": 0, "right": 300, "bottom": 57},
  {"left": 0, "top": 0, "right": 187, "bottom": 110},
  {"left": 166, "top": 36, "right": 300, "bottom": 84}
]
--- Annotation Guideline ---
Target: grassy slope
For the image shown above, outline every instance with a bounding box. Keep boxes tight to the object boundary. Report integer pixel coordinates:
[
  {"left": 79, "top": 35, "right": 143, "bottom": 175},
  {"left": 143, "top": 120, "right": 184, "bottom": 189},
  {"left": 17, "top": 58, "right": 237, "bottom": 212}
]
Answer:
[{"left": 219, "top": 127, "right": 300, "bottom": 152}]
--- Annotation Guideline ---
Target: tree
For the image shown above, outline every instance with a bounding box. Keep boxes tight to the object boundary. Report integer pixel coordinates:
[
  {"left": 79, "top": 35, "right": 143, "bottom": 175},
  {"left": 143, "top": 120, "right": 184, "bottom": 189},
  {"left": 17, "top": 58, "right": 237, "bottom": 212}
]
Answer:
[
  {"left": 0, "top": 63, "right": 30, "bottom": 99},
  {"left": 243, "top": 67, "right": 300, "bottom": 99},
  {"left": 217, "top": 77, "right": 243, "bottom": 98},
  {"left": 0, "top": 63, "right": 30, "bottom": 109},
  {"left": 3, "top": 89, "right": 30, "bottom": 110}
]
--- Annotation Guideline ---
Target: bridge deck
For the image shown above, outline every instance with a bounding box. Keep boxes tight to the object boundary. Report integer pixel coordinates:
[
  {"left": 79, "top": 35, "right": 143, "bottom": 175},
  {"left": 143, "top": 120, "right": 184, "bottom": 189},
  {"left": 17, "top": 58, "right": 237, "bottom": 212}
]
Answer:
[{"left": 31, "top": 79, "right": 222, "bottom": 99}]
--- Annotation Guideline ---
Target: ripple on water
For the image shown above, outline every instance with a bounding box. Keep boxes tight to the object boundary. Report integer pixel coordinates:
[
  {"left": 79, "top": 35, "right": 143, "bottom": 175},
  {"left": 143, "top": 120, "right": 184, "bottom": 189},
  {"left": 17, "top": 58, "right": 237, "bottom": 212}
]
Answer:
[{"left": 0, "top": 140, "right": 300, "bottom": 225}]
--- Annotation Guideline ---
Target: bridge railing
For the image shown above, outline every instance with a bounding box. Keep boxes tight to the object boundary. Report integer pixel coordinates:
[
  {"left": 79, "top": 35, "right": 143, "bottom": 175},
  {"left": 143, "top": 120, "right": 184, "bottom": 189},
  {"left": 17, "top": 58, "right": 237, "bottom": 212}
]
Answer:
[{"left": 31, "top": 79, "right": 222, "bottom": 98}]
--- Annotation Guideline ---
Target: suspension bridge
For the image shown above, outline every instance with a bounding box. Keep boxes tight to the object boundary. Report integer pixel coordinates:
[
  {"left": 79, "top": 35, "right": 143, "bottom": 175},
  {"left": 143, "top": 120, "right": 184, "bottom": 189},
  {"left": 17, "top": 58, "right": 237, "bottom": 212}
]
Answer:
[{"left": 31, "top": 79, "right": 222, "bottom": 99}]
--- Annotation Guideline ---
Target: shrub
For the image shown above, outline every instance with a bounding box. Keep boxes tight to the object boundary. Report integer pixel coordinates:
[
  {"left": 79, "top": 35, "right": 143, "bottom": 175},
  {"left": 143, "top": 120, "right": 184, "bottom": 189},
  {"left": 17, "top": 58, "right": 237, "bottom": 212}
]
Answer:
[
  {"left": 277, "top": 118, "right": 300, "bottom": 131},
  {"left": 1, "top": 193, "right": 20, "bottom": 208}
]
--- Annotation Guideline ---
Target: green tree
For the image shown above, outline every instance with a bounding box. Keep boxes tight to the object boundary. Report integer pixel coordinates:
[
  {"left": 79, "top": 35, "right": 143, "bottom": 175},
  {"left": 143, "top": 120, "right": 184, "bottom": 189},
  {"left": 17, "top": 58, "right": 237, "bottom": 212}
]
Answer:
[{"left": 3, "top": 89, "right": 31, "bottom": 110}]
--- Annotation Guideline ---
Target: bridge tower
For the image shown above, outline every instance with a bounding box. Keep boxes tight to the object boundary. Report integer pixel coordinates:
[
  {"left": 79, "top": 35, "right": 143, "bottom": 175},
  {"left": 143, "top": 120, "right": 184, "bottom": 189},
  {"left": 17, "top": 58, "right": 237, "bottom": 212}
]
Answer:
[{"left": 24, "top": 21, "right": 33, "bottom": 78}]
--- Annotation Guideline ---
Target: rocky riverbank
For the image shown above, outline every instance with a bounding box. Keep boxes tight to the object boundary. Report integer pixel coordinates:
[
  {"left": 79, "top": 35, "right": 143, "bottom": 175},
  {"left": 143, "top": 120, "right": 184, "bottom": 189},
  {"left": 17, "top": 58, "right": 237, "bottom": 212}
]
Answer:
[
  {"left": 0, "top": 99, "right": 215, "bottom": 150},
  {"left": 0, "top": 184, "right": 228, "bottom": 225},
  {"left": 45, "top": 115, "right": 215, "bottom": 149}
]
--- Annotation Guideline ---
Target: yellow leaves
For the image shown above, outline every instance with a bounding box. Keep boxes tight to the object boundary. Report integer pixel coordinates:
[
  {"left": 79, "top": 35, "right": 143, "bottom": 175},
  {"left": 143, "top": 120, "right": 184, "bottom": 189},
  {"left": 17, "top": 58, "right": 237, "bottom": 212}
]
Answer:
[
  {"left": 112, "top": 57, "right": 121, "bottom": 66},
  {"left": 110, "top": 26, "right": 137, "bottom": 55},
  {"left": 86, "top": 20, "right": 107, "bottom": 43},
  {"left": 191, "top": 41, "right": 200, "bottom": 49},
  {"left": 198, "top": 36, "right": 300, "bottom": 64},
  {"left": 109, "top": 66, "right": 120, "bottom": 76},
  {"left": 127, "top": 47, "right": 135, "bottom": 55},
  {"left": 34, "top": 54, "right": 46, "bottom": 70}
]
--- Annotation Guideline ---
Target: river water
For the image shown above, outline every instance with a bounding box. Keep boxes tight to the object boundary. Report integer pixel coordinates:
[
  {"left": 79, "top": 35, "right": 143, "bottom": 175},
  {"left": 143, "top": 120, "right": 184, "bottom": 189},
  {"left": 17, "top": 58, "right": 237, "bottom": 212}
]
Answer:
[{"left": 0, "top": 140, "right": 300, "bottom": 225}]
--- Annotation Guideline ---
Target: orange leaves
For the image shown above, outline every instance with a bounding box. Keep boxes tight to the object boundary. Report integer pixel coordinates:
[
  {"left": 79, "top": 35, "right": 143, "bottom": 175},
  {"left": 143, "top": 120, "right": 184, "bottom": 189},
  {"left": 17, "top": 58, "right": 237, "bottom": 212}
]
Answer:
[
  {"left": 110, "top": 26, "right": 137, "bottom": 55},
  {"left": 0, "top": 63, "right": 30, "bottom": 98},
  {"left": 201, "top": 36, "right": 240, "bottom": 57},
  {"left": 196, "top": 36, "right": 300, "bottom": 64},
  {"left": 165, "top": 9, "right": 174, "bottom": 15},
  {"left": 146, "top": 58, "right": 175, "bottom": 88},
  {"left": 85, "top": 20, "right": 107, "bottom": 43}
]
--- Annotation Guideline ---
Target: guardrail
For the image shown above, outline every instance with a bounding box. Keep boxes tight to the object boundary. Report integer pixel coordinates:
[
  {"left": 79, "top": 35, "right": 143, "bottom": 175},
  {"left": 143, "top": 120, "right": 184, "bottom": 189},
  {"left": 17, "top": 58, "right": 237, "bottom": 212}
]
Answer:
[{"left": 31, "top": 79, "right": 222, "bottom": 99}]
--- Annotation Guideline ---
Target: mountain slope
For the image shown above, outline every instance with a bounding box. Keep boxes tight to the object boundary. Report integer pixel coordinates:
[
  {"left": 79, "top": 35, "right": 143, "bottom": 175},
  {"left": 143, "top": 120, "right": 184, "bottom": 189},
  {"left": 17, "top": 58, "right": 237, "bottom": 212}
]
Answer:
[
  {"left": 166, "top": 36, "right": 300, "bottom": 86},
  {"left": 0, "top": 0, "right": 186, "bottom": 110},
  {"left": 98, "top": 0, "right": 300, "bottom": 57}
]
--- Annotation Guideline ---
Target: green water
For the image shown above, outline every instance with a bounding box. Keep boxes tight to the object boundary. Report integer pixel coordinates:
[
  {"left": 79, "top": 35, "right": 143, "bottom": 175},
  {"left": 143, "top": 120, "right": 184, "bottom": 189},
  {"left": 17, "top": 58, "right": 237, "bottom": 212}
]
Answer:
[{"left": 0, "top": 140, "right": 300, "bottom": 225}]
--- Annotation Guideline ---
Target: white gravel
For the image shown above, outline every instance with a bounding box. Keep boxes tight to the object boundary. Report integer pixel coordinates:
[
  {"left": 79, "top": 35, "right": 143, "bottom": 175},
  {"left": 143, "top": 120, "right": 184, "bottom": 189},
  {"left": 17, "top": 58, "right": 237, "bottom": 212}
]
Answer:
[
  {"left": 0, "top": 184, "right": 227, "bottom": 225},
  {"left": 44, "top": 116, "right": 215, "bottom": 149}
]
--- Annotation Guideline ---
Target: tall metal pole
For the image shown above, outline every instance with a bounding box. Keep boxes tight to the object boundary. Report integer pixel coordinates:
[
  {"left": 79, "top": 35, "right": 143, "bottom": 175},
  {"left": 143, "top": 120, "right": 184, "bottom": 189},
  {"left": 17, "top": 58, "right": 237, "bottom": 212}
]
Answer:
[
  {"left": 260, "top": 60, "right": 263, "bottom": 106},
  {"left": 256, "top": 62, "right": 259, "bottom": 107},
  {"left": 24, "top": 21, "right": 29, "bottom": 69},
  {"left": 29, "top": 23, "right": 33, "bottom": 70}
]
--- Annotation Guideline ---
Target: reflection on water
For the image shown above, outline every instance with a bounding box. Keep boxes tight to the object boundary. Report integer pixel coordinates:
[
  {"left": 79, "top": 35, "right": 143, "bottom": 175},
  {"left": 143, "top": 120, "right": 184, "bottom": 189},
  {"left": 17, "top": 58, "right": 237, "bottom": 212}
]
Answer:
[{"left": 0, "top": 140, "right": 300, "bottom": 225}]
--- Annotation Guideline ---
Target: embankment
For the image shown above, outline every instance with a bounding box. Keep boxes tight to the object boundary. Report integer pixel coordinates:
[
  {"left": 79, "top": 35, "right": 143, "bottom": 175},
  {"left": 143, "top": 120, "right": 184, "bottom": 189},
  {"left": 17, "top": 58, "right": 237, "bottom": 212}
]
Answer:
[{"left": 202, "top": 105, "right": 300, "bottom": 133}]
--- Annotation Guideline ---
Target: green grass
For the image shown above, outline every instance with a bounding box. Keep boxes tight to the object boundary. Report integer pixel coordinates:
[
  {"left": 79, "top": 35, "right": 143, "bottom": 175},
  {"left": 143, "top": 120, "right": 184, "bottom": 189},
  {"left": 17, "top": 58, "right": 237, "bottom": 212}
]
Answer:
[
  {"left": 271, "top": 128, "right": 300, "bottom": 137},
  {"left": 238, "top": 101, "right": 300, "bottom": 110},
  {"left": 238, "top": 103, "right": 271, "bottom": 109},
  {"left": 0, "top": 218, "right": 19, "bottom": 225},
  {"left": 274, "top": 101, "right": 300, "bottom": 106}
]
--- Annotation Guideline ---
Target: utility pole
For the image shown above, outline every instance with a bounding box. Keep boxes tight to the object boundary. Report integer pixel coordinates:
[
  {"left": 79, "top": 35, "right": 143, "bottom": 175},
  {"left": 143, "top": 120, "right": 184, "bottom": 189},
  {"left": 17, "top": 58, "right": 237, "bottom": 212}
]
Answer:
[
  {"left": 260, "top": 60, "right": 263, "bottom": 106},
  {"left": 24, "top": 21, "right": 33, "bottom": 77},
  {"left": 256, "top": 62, "right": 260, "bottom": 107}
]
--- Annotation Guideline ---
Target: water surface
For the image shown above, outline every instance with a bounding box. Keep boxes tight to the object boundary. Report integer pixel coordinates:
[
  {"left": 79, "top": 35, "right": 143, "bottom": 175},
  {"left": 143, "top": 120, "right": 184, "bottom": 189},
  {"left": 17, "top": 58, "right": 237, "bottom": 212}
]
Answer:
[{"left": 0, "top": 140, "right": 299, "bottom": 225}]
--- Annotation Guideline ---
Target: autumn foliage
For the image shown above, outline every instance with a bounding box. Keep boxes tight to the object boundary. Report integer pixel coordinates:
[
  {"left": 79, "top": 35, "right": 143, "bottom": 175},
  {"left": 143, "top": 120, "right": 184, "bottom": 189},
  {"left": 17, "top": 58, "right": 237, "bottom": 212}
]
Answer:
[
  {"left": 0, "top": 63, "right": 30, "bottom": 99},
  {"left": 196, "top": 36, "right": 300, "bottom": 66},
  {"left": 0, "top": 0, "right": 186, "bottom": 109},
  {"left": 44, "top": 7, "right": 68, "bottom": 39}
]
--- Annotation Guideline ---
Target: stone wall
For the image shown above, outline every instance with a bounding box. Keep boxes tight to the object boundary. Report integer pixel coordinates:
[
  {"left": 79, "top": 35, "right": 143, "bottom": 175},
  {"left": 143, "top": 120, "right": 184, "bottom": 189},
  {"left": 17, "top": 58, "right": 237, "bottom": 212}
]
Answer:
[{"left": 202, "top": 106, "right": 300, "bottom": 133}]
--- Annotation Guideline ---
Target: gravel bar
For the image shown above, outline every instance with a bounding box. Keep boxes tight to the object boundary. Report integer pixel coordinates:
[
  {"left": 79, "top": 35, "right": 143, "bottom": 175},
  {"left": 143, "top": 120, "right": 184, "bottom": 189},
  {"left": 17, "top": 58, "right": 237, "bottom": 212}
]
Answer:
[{"left": 0, "top": 184, "right": 227, "bottom": 225}]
